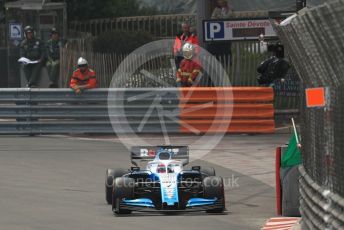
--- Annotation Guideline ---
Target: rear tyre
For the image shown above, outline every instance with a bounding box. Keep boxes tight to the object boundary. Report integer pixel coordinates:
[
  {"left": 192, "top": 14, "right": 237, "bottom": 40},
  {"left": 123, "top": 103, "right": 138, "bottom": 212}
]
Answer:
[
  {"left": 112, "top": 177, "right": 135, "bottom": 215},
  {"left": 105, "top": 168, "right": 128, "bottom": 205},
  {"left": 203, "top": 176, "right": 225, "bottom": 213}
]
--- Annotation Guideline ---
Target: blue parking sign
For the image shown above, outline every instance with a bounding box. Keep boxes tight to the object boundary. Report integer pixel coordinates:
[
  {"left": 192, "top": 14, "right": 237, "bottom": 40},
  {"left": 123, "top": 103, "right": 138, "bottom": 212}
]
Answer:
[
  {"left": 206, "top": 22, "right": 224, "bottom": 40},
  {"left": 9, "top": 23, "right": 22, "bottom": 40},
  {"left": 204, "top": 19, "right": 277, "bottom": 41}
]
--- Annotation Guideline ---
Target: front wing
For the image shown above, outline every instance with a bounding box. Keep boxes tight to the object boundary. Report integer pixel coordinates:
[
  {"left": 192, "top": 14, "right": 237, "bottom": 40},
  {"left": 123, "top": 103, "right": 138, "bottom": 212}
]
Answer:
[{"left": 118, "top": 197, "right": 224, "bottom": 212}]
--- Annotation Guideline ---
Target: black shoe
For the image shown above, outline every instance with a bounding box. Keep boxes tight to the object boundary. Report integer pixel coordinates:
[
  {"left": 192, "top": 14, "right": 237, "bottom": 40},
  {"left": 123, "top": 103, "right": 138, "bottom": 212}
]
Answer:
[{"left": 49, "top": 83, "right": 58, "bottom": 88}]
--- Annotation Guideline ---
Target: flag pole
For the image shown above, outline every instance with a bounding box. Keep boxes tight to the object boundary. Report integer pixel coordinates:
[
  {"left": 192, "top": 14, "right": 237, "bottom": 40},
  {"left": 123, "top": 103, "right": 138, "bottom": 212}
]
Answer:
[{"left": 292, "top": 117, "right": 300, "bottom": 146}]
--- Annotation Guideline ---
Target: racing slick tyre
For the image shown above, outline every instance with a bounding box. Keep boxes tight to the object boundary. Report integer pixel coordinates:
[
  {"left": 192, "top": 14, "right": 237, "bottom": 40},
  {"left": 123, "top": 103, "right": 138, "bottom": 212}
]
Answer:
[
  {"left": 112, "top": 177, "right": 135, "bottom": 215},
  {"left": 105, "top": 168, "right": 128, "bottom": 205},
  {"left": 203, "top": 176, "right": 225, "bottom": 213},
  {"left": 201, "top": 167, "right": 216, "bottom": 178}
]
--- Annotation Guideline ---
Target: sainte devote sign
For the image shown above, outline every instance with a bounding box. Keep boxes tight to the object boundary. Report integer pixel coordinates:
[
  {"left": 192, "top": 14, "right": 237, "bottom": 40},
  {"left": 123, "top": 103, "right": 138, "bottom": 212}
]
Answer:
[{"left": 204, "top": 19, "right": 277, "bottom": 41}]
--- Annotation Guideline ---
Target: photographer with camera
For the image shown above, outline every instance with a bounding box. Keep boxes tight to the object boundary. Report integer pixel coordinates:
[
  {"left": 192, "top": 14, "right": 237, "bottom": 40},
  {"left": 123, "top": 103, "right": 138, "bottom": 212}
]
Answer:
[{"left": 257, "top": 43, "right": 290, "bottom": 86}]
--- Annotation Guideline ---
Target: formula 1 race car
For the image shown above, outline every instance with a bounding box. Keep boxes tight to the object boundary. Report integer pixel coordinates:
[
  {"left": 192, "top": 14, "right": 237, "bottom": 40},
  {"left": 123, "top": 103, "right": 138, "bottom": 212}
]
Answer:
[{"left": 105, "top": 146, "right": 225, "bottom": 215}]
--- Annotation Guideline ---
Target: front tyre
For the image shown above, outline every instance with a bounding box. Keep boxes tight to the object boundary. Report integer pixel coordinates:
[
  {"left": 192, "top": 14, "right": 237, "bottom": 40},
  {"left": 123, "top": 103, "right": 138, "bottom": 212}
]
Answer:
[
  {"left": 112, "top": 177, "right": 135, "bottom": 215},
  {"left": 105, "top": 168, "right": 128, "bottom": 204},
  {"left": 203, "top": 176, "right": 225, "bottom": 213}
]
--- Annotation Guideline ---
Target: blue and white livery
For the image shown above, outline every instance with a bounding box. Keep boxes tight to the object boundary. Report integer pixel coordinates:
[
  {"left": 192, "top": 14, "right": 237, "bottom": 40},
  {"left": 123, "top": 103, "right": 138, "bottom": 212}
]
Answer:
[{"left": 105, "top": 146, "right": 226, "bottom": 215}]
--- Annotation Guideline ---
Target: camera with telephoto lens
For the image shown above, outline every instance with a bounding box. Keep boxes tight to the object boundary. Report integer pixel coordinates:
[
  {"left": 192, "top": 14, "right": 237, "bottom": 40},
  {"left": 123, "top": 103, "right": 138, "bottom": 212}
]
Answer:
[{"left": 257, "top": 43, "right": 290, "bottom": 85}]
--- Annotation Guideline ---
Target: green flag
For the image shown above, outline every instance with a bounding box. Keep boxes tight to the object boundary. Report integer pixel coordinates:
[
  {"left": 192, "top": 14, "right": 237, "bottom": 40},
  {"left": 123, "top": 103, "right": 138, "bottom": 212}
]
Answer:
[{"left": 281, "top": 133, "right": 302, "bottom": 168}]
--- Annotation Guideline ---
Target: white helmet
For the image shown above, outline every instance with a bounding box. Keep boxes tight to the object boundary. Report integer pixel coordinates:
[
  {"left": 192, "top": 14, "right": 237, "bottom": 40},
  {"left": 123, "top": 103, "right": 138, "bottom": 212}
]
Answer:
[
  {"left": 182, "top": 43, "right": 194, "bottom": 59},
  {"left": 77, "top": 57, "right": 88, "bottom": 66}
]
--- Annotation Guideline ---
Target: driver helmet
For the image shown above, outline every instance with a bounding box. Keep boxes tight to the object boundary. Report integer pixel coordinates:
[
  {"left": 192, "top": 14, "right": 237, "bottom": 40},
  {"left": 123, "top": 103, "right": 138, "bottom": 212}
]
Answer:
[{"left": 157, "top": 163, "right": 166, "bottom": 173}]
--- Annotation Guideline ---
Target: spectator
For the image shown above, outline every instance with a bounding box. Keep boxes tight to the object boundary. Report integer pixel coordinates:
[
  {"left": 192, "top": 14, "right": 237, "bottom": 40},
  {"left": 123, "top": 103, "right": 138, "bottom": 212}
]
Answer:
[
  {"left": 211, "top": 0, "right": 232, "bottom": 19},
  {"left": 173, "top": 21, "right": 199, "bottom": 70},
  {"left": 256, "top": 44, "right": 290, "bottom": 86},
  {"left": 176, "top": 43, "right": 202, "bottom": 87},
  {"left": 70, "top": 57, "right": 97, "bottom": 94},
  {"left": 46, "top": 27, "right": 65, "bottom": 88},
  {"left": 20, "top": 26, "right": 45, "bottom": 87}
]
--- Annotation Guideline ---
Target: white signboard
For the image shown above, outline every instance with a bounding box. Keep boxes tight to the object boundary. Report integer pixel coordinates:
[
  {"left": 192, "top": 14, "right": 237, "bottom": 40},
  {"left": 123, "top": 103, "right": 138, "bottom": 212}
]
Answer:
[
  {"left": 204, "top": 19, "right": 277, "bottom": 41},
  {"left": 9, "top": 23, "right": 22, "bottom": 40}
]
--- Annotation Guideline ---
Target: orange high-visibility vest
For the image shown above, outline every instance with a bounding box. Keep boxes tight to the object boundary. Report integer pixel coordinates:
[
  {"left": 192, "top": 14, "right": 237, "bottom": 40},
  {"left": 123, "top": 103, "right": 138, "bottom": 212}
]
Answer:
[
  {"left": 173, "top": 33, "right": 199, "bottom": 56},
  {"left": 70, "top": 68, "right": 97, "bottom": 89}
]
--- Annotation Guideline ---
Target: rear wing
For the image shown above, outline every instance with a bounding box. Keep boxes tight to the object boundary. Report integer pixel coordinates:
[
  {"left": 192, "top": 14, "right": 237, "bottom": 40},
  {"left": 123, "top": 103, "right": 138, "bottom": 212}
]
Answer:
[{"left": 131, "top": 146, "right": 189, "bottom": 166}]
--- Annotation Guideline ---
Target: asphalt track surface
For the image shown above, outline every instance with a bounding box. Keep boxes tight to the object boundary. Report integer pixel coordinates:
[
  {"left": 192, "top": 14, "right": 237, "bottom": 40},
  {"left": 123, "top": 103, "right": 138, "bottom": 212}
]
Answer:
[{"left": 0, "top": 135, "right": 285, "bottom": 230}]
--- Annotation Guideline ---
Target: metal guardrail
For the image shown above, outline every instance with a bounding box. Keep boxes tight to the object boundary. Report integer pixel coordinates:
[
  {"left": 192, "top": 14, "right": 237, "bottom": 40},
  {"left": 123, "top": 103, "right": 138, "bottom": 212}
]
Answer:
[
  {"left": 0, "top": 87, "right": 275, "bottom": 135},
  {"left": 0, "top": 88, "right": 180, "bottom": 135}
]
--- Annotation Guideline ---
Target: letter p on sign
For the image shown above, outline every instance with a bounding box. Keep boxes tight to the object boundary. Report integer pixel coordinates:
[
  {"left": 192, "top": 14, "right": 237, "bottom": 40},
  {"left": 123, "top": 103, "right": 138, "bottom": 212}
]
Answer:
[{"left": 207, "top": 22, "right": 224, "bottom": 40}]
